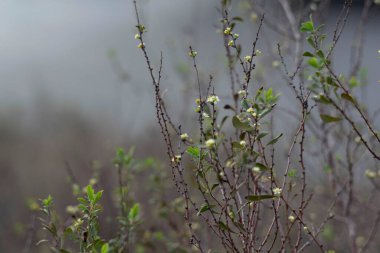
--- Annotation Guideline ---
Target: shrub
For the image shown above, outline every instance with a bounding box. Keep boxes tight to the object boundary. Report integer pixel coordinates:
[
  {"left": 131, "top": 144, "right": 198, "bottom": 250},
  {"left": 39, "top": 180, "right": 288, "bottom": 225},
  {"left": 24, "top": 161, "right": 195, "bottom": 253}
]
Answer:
[{"left": 30, "top": 0, "right": 380, "bottom": 252}]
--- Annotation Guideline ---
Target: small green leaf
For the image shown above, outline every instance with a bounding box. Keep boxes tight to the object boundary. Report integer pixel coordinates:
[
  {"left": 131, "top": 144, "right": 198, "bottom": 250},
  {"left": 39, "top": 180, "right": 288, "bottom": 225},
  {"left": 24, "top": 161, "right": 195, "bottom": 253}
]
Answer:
[
  {"left": 322, "top": 224, "right": 335, "bottom": 241},
  {"left": 86, "top": 185, "right": 95, "bottom": 202},
  {"left": 267, "top": 133, "right": 283, "bottom": 145},
  {"left": 300, "top": 21, "right": 314, "bottom": 32},
  {"left": 101, "top": 243, "right": 109, "bottom": 253},
  {"left": 78, "top": 204, "right": 87, "bottom": 211},
  {"left": 259, "top": 104, "right": 276, "bottom": 119},
  {"left": 313, "top": 94, "right": 331, "bottom": 104},
  {"left": 94, "top": 190, "right": 103, "bottom": 204},
  {"left": 320, "top": 114, "right": 342, "bottom": 123},
  {"left": 128, "top": 203, "right": 140, "bottom": 222},
  {"left": 232, "top": 116, "right": 253, "bottom": 131},
  {"left": 241, "top": 99, "right": 250, "bottom": 110},
  {"left": 219, "top": 115, "right": 229, "bottom": 129},
  {"left": 303, "top": 51, "right": 314, "bottom": 57},
  {"left": 187, "top": 146, "right": 200, "bottom": 159},
  {"left": 349, "top": 76, "right": 358, "bottom": 88},
  {"left": 316, "top": 50, "right": 325, "bottom": 59},
  {"left": 232, "top": 16, "right": 244, "bottom": 22},
  {"left": 257, "top": 132, "right": 269, "bottom": 140},
  {"left": 326, "top": 76, "right": 333, "bottom": 84},
  {"left": 253, "top": 162, "right": 268, "bottom": 171},
  {"left": 288, "top": 169, "right": 297, "bottom": 177},
  {"left": 197, "top": 203, "right": 215, "bottom": 215},
  {"left": 77, "top": 197, "right": 87, "bottom": 205},
  {"left": 211, "top": 183, "right": 219, "bottom": 192},
  {"left": 42, "top": 195, "right": 53, "bottom": 207},
  {"left": 307, "top": 36, "right": 316, "bottom": 48},
  {"left": 232, "top": 141, "right": 244, "bottom": 150},
  {"left": 221, "top": 0, "right": 230, "bottom": 7},
  {"left": 308, "top": 57, "right": 320, "bottom": 68},
  {"left": 255, "top": 87, "right": 263, "bottom": 100},
  {"left": 341, "top": 93, "right": 356, "bottom": 104},
  {"left": 245, "top": 195, "right": 277, "bottom": 202},
  {"left": 218, "top": 221, "right": 235, "bottom": 233}
]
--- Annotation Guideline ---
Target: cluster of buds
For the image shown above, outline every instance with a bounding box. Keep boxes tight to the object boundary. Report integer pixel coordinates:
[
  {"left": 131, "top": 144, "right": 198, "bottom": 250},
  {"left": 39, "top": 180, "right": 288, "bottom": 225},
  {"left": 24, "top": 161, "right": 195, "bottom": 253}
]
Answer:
[
  {"left": 180, "top": 133, "right": 189, "bottom": 141},
  {"left": 135, "top": 24, "right": 147, "bottom": 49},
  {"left": 244, "top": 55, "right": 252, "bottom": 62},
  {"left": 365, "top": 169, "right": 378, "bottom": 179},
  {"left": 171, "top": 155, "right": 182, "bottom": 163},
  {"left": 238, "top": 90, "right": 246, "bottom": 98},
  {"left": 273, "top": 187, "right": 282, "bottom": 195},
  {"left": 227, "top": 33, "right": 239, "bottom": 47},
  {"left": 205, "top": 139, "right": 216, "bottom": 148},
  {"left": 223, "top": 27, "right": 232, "bottom": 35},
  {"left": 194, "top": 98, "right": 202, "bottom": 113},
  {"left": 206, "top": 95, "right": 220, "bottom": 105},
  {"left": 272, "top": 60, "right": 280, "bottom": 68},
  {"left": 189, "top": 49, "right": 198, "bottom": 58},
  {"left": 222, "top": 25, "right": 240, "bottom": 48},
  {"left": 246, "top": 107, "right": 257, "bottom": 117}
]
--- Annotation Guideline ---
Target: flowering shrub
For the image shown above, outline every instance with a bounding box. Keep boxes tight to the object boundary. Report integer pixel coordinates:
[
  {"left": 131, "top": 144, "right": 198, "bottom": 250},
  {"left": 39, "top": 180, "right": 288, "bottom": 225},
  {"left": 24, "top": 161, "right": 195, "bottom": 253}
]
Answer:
[
  {"left": 132, "top": 0, "right": 380, "bottom": 252},
  {"left": 30, "top": 0, "right": 380, "bottom": 252}
]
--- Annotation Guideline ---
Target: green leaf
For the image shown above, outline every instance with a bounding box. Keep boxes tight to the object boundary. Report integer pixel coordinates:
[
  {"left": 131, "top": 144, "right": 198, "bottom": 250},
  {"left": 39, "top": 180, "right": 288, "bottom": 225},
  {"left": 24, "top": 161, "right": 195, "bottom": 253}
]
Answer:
[
  {"left": 349, "top": 76, "right": 358, "bottom": 88},
  {"left": 197, "top": 203, "right": 215, "bottom": 215},
  {"left": 253, "top": 162, "right": 268, "bottom": 171},
  {"left": 288, "top": 169, "right": 297, "bottom": 177},
  {"left": 245, "top": 195, "right": 277, "bottom": 202},
  {"left": 221, "top": 0, "right": 230, "bottom": 7},
  {"left": 306, "top": 36, "right": 317, "bottom": 48},
  {"left": 77, "top": 197, "right": 87, "bottom": 205},
  {"left": 303, "top": 51, "right": 314, "bottom": 57},
  {"left": 78, "top": 204, "right": 87, "bottom": 211},
  {"left": 241, "top": 99, "right": 250, "bottom": 110},
  {"left": 128, "top": 203, "right": 140, "bottom": 222},
  {"left": 232, "top": 141, "right": 244, "bottom": 150},
  {"left": 259, "top": 104, "right": 276, "bottom": 119},
  {"left": 341, "top": 93, "right": 356, "bottom": 104},
  {"left": 257, "top": 132, "right": 269, "bottom": 140},
  {"left": 232, "top": 116, "right": 253, "bottom": 131},
  {"left": 313, "top": 94, "right": 331, "bottom": 104},
  {"left": 322, "top": 224, "right": 335, "bottom": 241},
  {"left": 307, "top": 57, "right": 320, "bottom": 68},
  {"left": 255, "top": 87, "right": 263, "bottom": 100},
  {"left": 42, "top": 195, "right": 53, "bottom": 207},
  {"left": 316, "top": 50, "right": 325, "bottom": 59},
  {"left": 300, "top": 21, "right": 314, "bottom": 32},
  {"left": 306, "top": 36, "right": 316, "bottom": 49},
  {"left": 320, "top": 114, "right": 342, "bottom": 123},
  {"left": 232, "top": 16, "right": 244, "bottom": 22},
  {"left": 218, "top": 221, "right": 235, "bottom": 233},
  {"left": 101, "top": 243, "right": 109, "bottom": 253},
  {"left": 219, "top": 115, "right": 229, "bottom": 129},
  {"left": 326, "top": 76, "right": 333, "bottom": 84},
  {"left": 211, "top": 183, "right": 219, "bottom": 192},
  {"left": 187, "top": 146, "right": 200, "bottom": 159},
  {"left": 267, "top": 133, "right": 283, "bottom": 145},
  {"left": 86, "top": 185, "right": 95, "bottom": 203},
  {"left": 94, "top": 190, "right": 103, "bottom": 204}
]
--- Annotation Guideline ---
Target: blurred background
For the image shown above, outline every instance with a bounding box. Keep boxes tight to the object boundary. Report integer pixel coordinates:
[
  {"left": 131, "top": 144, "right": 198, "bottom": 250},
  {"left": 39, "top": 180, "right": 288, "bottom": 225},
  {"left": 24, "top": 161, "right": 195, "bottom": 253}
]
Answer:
[{"left": 0, "top": 0, "right": 379, "bottom": 252}]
